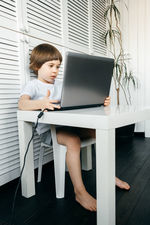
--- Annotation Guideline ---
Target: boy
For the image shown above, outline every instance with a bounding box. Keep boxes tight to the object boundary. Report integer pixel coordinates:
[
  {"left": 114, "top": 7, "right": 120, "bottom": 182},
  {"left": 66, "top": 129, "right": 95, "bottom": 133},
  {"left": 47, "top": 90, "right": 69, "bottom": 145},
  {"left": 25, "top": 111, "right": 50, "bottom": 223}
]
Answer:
[{"left": 18, "top": 43, "right": 130, "bottom": 211}]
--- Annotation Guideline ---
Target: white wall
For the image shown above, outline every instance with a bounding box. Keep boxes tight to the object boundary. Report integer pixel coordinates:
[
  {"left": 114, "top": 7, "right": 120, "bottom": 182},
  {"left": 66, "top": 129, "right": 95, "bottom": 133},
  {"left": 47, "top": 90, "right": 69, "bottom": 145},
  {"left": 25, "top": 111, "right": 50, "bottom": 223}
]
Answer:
[{"left": 120, "top": 0, "right": 150, "bottom": 134}]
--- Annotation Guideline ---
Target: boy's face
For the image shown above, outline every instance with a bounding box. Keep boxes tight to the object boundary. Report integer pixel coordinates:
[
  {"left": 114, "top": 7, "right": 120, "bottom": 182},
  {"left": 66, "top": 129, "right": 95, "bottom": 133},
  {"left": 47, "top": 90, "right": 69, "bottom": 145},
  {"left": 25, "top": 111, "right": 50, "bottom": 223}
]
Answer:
[{"left": 38, "top": 60, "right": 61, "bottom": 84}]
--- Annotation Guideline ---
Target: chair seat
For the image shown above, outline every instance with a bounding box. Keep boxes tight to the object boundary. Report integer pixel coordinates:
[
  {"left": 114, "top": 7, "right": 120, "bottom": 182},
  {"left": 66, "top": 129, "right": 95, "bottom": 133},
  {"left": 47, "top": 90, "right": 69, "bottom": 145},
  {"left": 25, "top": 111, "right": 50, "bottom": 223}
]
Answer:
[{"left": 80, "top": 138, "right": 95, "bottom": 148}]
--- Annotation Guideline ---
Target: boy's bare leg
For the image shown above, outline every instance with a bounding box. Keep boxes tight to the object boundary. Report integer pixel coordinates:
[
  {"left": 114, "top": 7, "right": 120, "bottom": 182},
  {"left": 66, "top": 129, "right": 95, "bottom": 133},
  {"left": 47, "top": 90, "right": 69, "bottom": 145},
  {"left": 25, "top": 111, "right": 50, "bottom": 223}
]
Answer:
[{"left": 56, "top": 129, "right": 96, "bottom": 211}]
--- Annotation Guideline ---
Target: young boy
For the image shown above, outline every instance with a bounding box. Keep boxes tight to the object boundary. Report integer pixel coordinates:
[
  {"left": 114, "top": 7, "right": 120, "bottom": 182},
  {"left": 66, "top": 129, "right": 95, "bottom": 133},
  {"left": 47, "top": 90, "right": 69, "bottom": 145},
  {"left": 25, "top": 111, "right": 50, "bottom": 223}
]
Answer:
[{"left": 18, "top": 43, "right": 130, "bottom": 212}]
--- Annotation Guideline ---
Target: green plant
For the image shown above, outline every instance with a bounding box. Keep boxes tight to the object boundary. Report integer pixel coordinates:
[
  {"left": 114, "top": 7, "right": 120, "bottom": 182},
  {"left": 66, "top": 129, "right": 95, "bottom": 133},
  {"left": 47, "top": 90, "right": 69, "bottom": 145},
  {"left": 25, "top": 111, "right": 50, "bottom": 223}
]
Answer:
[{"left": 104, "top": 0, "right": 138, "bottom": 105}]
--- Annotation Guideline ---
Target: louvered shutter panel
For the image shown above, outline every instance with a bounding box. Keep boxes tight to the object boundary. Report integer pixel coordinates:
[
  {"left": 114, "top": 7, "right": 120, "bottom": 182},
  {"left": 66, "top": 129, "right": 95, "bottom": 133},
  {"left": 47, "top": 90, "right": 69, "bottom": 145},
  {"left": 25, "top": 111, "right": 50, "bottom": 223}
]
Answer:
[
  {"left": 27, "top": 0, "right": 62, "bottom": 43},
  {"left": 0, "top": 0, "right": 17, "bottom": 29},
  {"left": 0, "top": 27, "right": 20, "bottom": 185},
  {"left": 67, "top": 0, "right": 89, "bottom": 52},
  {"left": 92, "top": 0, "right": 106, "bottom": 55}
]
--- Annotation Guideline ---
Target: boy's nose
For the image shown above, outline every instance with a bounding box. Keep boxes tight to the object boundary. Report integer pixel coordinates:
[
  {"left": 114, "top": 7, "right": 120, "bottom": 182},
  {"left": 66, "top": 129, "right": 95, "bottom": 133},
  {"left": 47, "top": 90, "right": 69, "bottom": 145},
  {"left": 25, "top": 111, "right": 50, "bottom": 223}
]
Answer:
[{"left": 52, "top": 67, "right": 57, "bottom": 72}]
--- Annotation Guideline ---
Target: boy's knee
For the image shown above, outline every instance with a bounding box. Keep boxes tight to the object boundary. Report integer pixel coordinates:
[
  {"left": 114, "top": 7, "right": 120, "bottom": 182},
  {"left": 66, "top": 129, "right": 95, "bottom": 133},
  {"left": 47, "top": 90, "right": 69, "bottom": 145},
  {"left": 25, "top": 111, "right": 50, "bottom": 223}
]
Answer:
[{"left": 67, "top": 135, "right": 81, "bottom": 148}]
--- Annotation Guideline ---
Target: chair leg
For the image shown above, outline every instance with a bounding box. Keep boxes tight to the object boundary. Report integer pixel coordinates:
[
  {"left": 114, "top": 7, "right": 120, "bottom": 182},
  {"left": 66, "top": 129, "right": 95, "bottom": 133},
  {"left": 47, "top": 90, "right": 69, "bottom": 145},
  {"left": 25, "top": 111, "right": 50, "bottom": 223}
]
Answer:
[
  {"left": 81, "top": 145, "right": 92, "bottom": 171},
  {"left": 37, "top": 146, "right": 45, "bottom": 182},
  {"left": 53, "top": 144, "right": 67, "bottom": 198}
]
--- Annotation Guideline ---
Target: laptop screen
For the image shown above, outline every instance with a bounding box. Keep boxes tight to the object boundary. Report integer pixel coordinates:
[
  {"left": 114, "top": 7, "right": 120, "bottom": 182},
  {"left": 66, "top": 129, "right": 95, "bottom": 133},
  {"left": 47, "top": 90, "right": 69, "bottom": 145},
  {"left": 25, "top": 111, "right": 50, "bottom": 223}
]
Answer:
[{"left": 60, "top": 52, "right": 114, "bottom": 110}]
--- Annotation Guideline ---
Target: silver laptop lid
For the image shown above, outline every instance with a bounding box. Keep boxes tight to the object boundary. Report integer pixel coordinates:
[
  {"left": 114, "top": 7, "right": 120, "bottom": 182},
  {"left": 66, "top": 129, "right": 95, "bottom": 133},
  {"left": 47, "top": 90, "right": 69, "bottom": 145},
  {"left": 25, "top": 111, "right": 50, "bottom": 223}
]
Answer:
[{"left": 60, "top": 52, "right": 114, "bottom": 109}]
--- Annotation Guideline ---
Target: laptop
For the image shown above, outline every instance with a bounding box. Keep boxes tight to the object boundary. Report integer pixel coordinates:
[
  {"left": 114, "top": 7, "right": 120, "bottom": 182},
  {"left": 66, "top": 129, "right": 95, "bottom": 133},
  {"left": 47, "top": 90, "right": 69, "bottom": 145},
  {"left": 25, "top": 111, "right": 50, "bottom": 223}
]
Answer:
[{"left": 56, "top": 52, "right": 113, "bottom": 110}]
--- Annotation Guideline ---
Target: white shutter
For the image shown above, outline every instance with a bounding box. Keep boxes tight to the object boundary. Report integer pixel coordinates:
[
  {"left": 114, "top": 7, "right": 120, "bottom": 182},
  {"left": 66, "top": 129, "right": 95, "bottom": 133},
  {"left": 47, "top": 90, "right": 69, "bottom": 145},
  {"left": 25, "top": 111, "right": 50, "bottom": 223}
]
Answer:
[
  {"left": 26, "top": 0, "right": 62, "bottom": 44},
  {"left": 67, "top": 0, "right": 89, "bottom": 52},
  {"left": 0, "top": 0, "right": 17, "bottom": 29},
  {"left": 92, "top": 0, "right": 106, "bottom": 55},
  {"left": 0, "top": 27, "right": 20, "bottom": 185}
]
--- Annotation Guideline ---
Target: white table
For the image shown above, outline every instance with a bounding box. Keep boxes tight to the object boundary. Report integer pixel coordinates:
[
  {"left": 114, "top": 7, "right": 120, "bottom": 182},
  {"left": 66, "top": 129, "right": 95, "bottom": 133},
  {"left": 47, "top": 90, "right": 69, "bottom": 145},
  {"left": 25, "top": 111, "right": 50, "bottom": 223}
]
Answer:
[{"left": 17, "top": 105, "right": 150, "bottom": 225}]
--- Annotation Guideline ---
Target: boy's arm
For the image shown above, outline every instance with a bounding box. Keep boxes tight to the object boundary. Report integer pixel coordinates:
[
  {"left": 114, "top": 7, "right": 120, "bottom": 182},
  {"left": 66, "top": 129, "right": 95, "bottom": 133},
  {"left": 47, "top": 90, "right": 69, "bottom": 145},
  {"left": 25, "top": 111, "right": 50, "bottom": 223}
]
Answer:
[
  {"left": 18, "top": 90, "right": 60, "bottom": 111},
  {"left": 18, "top": 95, "right": 44, "bottom": 111}
]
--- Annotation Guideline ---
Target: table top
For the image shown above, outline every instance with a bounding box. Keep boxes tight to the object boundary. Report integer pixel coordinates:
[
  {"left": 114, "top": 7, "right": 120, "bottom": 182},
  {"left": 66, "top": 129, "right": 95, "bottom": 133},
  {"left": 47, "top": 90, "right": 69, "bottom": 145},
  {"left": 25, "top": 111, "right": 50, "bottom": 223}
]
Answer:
[{"left": 17, "top": 105, "right": 150, "bottom": 130}]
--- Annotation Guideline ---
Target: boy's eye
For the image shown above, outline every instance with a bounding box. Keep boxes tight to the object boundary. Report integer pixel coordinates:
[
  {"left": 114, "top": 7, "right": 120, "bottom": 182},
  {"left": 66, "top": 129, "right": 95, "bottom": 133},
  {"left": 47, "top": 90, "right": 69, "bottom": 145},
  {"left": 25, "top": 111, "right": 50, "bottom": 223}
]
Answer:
[{"left": 49, "top": 65, "right": 60, "bottom": 69}]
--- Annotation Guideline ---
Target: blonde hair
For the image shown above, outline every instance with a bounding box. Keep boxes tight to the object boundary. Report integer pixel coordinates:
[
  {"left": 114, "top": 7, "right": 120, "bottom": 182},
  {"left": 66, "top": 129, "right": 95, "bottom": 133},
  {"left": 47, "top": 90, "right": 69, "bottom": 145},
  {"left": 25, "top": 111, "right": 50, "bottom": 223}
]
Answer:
[{"left": 29, "top": 43, "right": 62, "bottom": 75}]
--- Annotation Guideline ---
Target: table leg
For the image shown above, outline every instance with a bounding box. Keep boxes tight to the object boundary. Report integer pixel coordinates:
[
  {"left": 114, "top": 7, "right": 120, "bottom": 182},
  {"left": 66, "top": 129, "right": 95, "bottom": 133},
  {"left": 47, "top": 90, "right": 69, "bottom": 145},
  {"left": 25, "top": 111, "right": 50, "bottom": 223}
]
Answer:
[
  {"left": 96, "top": 129, "right": 115, "bottom": 225},
  {"left": 18, "top": 121, "right": 35, "bottom": 198}
]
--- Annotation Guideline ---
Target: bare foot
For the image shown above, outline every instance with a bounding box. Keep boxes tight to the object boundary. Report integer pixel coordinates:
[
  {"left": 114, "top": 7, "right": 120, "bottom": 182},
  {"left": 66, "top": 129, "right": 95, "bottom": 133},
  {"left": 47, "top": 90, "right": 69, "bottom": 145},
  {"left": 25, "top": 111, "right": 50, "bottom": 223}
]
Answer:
[
  {"left": 75, "top": 189, "right": 96, "bottom": 211},
  {"left": 115, "top": 177, "right": 130, "bottom": 190}
]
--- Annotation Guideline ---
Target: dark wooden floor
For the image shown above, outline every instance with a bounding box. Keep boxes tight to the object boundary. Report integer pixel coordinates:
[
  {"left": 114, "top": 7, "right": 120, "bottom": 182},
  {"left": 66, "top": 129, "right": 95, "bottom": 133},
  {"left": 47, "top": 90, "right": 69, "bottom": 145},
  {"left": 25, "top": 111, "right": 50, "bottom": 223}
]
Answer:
[{"left": 1, "top": 134, "right": 150, "bottom": 225}]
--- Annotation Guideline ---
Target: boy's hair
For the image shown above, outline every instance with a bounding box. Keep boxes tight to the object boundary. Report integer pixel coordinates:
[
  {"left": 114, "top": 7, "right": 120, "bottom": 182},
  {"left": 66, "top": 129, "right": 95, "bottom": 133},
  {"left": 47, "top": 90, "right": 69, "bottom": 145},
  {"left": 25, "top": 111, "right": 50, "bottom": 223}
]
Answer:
[{"left": 29, "top": 43, "right": 62, "bottom": 75}]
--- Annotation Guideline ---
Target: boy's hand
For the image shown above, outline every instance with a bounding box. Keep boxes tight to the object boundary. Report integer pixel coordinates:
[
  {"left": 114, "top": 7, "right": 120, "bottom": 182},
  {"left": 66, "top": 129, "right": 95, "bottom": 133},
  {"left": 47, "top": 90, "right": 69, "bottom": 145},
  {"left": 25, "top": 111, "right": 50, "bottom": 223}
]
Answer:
[
  {"left": 104, "top": 96, "right": 110, "bottom": 106},
  {"left": 41, "top": 90, "right": 60, "bottom": 111}
]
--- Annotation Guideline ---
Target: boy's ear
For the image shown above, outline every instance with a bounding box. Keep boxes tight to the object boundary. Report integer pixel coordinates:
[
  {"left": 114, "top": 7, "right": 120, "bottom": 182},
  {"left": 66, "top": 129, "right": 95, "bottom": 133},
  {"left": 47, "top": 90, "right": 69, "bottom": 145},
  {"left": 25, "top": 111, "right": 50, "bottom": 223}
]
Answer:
[
  {"left": 35, "top": 66, "right": 40, "bottom": 70},
  {"left": 34, "top": 66, "right": 40, "bottom": 72},
  {"left": 33, "top": 67, "right": 39, "bottom": 75}
]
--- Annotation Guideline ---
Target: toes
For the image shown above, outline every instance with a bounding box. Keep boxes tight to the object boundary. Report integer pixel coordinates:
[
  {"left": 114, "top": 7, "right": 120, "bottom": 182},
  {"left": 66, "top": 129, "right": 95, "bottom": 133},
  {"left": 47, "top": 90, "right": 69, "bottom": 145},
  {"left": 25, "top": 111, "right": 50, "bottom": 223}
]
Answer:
[
  {"left": 115, "top": 177, "right": 130, "bottom": 190},
  {"left": 124, "top": 182, "right": 130, "bottom": 190}
]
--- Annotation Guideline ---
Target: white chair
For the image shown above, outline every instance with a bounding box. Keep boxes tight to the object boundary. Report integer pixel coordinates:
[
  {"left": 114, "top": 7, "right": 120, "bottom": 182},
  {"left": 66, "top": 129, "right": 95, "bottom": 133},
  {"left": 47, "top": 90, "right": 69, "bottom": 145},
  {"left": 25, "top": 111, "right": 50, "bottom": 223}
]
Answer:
[{"left": 37, "top": 125, "right": 95, "bottom": 198}]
